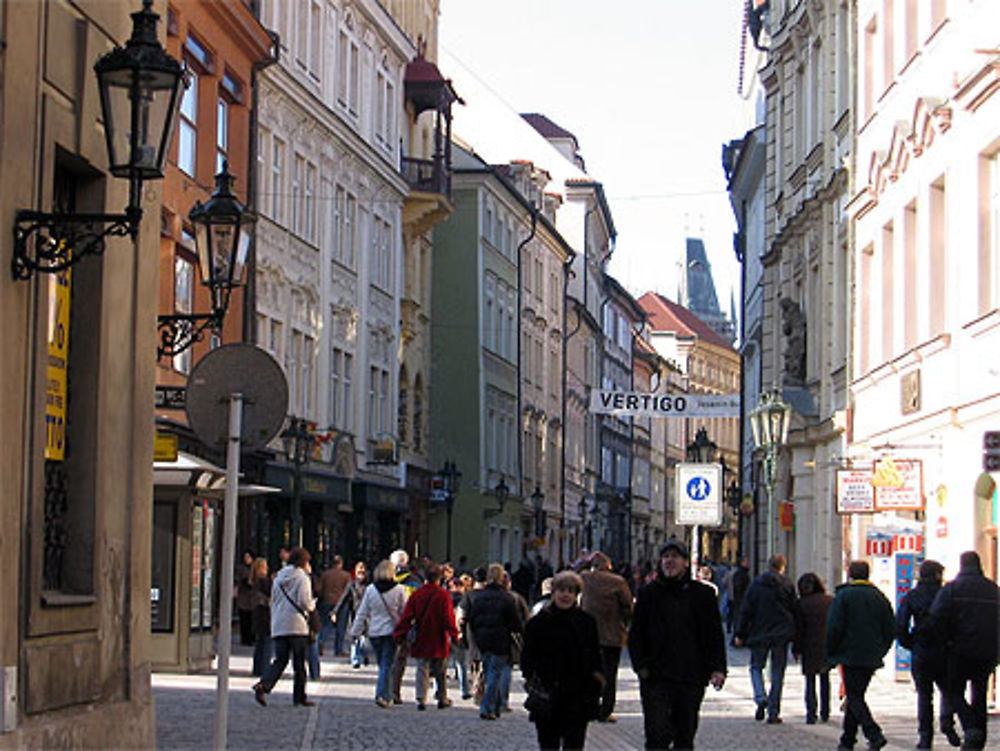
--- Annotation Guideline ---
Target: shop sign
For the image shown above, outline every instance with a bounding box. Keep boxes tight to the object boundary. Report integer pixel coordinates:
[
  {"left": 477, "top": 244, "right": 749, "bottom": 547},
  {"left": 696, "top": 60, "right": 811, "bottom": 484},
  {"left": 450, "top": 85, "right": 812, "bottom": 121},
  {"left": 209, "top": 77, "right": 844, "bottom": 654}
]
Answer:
[
  {"left": 836, "top": 469, "right": 875, "bottom": 514},
  {"left": 872, "top": 458, "right": 924, "bottom": 511},
  {"left": 779, "top": 501, "right": 795, "bottom": 531},
  {"left": 45, "top": 263, "right": 71, "bottom": 460},
  {"left": 154, "top": 432, "right": 178, "bottom": 462}
]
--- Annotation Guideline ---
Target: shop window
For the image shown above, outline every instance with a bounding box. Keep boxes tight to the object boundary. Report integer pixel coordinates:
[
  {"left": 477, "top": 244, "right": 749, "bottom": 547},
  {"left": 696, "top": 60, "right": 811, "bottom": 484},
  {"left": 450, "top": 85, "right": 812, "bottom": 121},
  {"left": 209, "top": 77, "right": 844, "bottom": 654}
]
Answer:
[
  {"left": 41, "top": 160, "right": 101, "bottom": 598},
  {"left": 151, "top": 502, "right": 177, "bottom": 632}
]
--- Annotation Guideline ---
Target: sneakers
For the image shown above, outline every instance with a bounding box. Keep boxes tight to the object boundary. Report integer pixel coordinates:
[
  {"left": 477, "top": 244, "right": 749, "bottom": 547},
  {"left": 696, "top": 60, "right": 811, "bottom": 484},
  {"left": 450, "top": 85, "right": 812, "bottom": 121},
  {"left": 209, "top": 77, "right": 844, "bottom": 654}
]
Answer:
[
  {"left": 252, "top": 683, "right": 267, "bottom": 707},
  {"left": 417, "top": 702, "right": 426, "bottom": 711},
  {"left": 375, "top": 697, "right": 391, "bottom": 709},
  {"left": 755, "top": 700, "right": 767, "bottom": 721}
]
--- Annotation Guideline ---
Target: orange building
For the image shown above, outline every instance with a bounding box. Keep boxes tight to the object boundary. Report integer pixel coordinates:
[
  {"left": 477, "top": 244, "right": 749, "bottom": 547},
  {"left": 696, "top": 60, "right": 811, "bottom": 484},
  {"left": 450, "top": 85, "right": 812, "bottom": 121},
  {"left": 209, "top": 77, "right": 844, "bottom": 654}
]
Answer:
[
  {"left": 151, "top": 0, "right": 273, "bottom": 671},
  {"left": 157, "top": 1, "right": 273, "bottom": 383}
]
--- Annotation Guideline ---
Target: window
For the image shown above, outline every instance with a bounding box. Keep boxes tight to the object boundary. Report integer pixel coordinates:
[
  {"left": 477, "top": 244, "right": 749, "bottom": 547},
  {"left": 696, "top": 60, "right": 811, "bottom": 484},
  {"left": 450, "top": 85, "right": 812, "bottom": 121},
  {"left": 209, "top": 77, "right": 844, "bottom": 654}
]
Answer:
[
  {"left": 344, "top": 193, "right": 356, "bottom": 268},
  {"left": 178, "top": 69, "right": 198, "bottom": 176},
  {"left": 337, "top": 22, "right": 360, "bottom": 115},
  {"left": 860, "top": 244, "right": 873, "bottom": 373},
  {"left": 398, "top": 376, "right": 408, "bottom": 444},
  {"left": 343, "top": 353, "right": 354, "bottom": 432},
  {"left": 287, "top": 329, "right": 301, "bottom": 411},
  {"left": 412, "top": 383, "right": 423, "bottom": 452},
  {"left": 302, "top": 334, "right": 314, "bottom": 414},
  {"left": 373, "top": 216, "right": 392, "bottom": 289},
  {"left": 309, "top": 0, "right": 321, "bottom": 77},
  {"left": 485, "top": 276, "right": 495, "bottom": 351},
  {"left": 863, "top": 18, "right": 876, "bottom": 120},
  {"left": 882, "top": 0, "right": 894, "bottom": 91},
  {"left": 903, "top": 201, "right": 917, "bottom": 349},
  {"left": 271, "top": 138, "right": 285, "bottom": 221},
  {"left": 257, "top": 128, "right": 268, "bottom": 212},
  {"left": 305, "top": 163, "right": 316, "bottom": 243},
  {"left": 173, "top": 254, "right": 194, "bottom": 374},
  {"left": 215, "top": 97, "right": 228, "bottom": 173},
  {"left": 329, "top": 347, "right": 342, "bottom": 428},
  {"left": 929, "top": 177, "right": 947, "bottom": 335},
  {"left": 292, "top": 154, "right": 304, "bottom": 235},
  {"left": 881, "top": 221, "right": 894, "bottom": 361},
  {"left": 904, "top": 0, "right": 918, "bottom": 61}
]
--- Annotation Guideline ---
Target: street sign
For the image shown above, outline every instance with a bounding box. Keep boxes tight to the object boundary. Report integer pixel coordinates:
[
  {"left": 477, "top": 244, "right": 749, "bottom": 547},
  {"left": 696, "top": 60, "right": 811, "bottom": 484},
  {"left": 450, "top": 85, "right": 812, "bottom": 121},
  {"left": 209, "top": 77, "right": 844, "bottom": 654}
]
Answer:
[
  {"left": 155, "top": 385, "right": 186, "bottom": 409},
  {"left": 836, "top": 468, "right": 875, "bottom": 514},
  {"left": 675, "top": 462, "right": 723, "bottom": 526},
  {"left": 589, "top": 390, "right": 739, "bottom": 418},
  {"left": 153, "top": 432, "right": 178, "bottom": 462}
]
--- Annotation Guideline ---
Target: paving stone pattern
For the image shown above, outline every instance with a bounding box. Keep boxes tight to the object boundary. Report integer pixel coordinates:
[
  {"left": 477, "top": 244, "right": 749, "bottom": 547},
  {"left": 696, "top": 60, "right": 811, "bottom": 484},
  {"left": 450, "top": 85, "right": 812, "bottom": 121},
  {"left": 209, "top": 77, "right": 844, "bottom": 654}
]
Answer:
[{"left": 154, "top": 644, "right": 998, "bottom": 750}]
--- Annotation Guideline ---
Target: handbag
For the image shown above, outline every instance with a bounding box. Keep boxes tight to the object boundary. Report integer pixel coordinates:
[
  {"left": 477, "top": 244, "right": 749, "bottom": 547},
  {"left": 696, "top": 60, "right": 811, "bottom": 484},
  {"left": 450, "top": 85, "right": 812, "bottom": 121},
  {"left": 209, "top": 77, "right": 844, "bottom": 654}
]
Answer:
[
  {"left": 403, "top": 593, "right": 432, "bottom": 645},
  {"left": 523, "top": 674, "right": 553, "bottom": 719},
  {"left": 279, "top": 582, "right": 319, "bottom": 643}
]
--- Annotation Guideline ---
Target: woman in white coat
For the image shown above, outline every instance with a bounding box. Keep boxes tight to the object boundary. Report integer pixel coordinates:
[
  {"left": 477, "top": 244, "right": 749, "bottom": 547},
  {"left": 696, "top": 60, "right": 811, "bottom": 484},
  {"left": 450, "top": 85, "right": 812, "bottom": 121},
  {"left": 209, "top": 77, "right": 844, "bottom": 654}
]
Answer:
[
  {"left": 351, "top": 559, "right": 407, "bottom": 707},
  {"left": 252, "top": 547, "right": 316, "bottom": 707}
]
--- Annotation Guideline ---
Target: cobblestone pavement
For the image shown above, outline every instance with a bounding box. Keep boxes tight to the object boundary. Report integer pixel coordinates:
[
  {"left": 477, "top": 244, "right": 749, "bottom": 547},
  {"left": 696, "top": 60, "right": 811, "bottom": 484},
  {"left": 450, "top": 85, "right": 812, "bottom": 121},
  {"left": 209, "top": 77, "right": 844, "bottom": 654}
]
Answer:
[{"left": 154, "top": 644, "right": 998, "bottom": 750}]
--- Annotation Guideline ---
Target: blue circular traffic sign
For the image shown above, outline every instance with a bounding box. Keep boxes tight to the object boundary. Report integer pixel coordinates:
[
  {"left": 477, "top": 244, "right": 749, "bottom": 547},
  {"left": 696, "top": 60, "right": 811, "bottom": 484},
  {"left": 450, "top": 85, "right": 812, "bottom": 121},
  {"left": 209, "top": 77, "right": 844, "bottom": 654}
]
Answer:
[{"left": 686, "top": 476, "right": 712, "bottom": 501}]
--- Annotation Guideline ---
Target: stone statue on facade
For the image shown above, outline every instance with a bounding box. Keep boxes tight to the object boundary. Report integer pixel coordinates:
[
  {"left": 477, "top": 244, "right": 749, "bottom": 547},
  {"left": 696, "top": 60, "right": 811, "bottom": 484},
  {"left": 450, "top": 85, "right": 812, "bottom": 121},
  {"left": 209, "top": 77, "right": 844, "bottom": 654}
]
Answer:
[{"left": 781, "top": 297, "right": 807, "bottom": 384}]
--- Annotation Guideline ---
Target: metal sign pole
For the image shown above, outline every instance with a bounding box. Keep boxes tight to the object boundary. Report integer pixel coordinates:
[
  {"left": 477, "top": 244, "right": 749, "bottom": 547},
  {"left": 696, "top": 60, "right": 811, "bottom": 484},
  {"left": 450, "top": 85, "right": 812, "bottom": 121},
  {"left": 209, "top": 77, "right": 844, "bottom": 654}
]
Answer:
[{"left": 213, "top": 393, "right": 243, "bottom": 751}]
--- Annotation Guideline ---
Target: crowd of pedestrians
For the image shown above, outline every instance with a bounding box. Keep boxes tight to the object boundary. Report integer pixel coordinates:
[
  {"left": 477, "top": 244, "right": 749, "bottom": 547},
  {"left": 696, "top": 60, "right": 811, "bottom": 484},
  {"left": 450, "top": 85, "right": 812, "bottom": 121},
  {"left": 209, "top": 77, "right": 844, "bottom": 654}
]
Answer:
[{"left": 232, "top": 542, "right": 999, "bottom": 750}]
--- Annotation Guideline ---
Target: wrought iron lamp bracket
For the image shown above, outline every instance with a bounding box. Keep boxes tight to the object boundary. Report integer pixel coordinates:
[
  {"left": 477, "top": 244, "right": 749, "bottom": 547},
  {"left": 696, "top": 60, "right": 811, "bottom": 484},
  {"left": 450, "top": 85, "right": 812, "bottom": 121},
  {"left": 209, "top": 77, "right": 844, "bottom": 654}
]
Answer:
[
  {"left": 156, "top": 312, "right": 221, "bottom": 360},
  {"left": 12, "top": 208, "right": 141, "bottom": 280}
]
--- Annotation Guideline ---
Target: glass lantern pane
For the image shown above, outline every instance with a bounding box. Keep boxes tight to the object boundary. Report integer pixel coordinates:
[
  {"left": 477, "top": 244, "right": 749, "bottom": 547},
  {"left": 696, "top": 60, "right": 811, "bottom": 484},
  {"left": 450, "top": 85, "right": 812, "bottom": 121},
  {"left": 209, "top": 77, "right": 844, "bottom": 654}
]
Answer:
[
  {"left": 195, "top": 222, "right": 210, "bottom": 285},
  {"left": 101, "top": 77, "right": 133, "bottom": 174},
  {"left": 232, "top": 228, "right": 250, "bottom": 284},
  {"left": 210, "top": 224, "right": 235, "bottom": 285}
]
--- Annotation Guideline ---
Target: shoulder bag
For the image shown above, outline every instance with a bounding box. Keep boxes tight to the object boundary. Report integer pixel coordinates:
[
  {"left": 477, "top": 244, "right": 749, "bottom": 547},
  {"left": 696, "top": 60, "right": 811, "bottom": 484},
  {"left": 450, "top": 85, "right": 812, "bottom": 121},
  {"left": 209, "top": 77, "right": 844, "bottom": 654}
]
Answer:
[{"left": 279, "top": 581, "right": 321, "bottom": 643}]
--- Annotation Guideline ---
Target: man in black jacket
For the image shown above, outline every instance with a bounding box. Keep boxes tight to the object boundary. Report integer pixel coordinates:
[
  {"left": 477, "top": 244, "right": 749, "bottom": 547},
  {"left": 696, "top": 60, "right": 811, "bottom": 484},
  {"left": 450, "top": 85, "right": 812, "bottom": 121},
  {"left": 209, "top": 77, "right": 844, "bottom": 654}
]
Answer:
[
  {"left": 896, "top": 559, "right": 959, "bottom": 749},
  {"left": 468, "top": 563, "right": 523, "bottom": 720},
  {"left": 629, "top": 538, "right": 726, "bottom": 750},
  {"left": 734, "top": 554, "right": 798, "bottom": 724},
  {"left": 930, "top": 551, "right": 1000, "bottom": 750}
]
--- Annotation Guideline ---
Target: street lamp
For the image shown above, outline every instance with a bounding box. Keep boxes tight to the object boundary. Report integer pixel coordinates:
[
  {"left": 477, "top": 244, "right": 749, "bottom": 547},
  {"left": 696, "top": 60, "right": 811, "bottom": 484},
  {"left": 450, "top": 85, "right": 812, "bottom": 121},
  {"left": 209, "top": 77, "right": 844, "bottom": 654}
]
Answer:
[
  {"left": 157, "top": 161, "right": 256, "bottom": 358},
  {"left": 749, "top": 388, "right": 791, "bottom": 560},
  {"left": 281, "top": 416, "right": 313, "bottom": 547},
  {"left": 686, "top": 426, "right": 718, "bottom": 463},
  {"left": 12, "top": 0, "right": 185, "bottom": 280},
  {"left": 440, "top": 460, "right": 462, "bottom": 561},
  {"left": 484, "top": 476, "right": 509, "bottom": 519},
  {"left": 531, "top": 485, "right": 545, "bottom": 540}
]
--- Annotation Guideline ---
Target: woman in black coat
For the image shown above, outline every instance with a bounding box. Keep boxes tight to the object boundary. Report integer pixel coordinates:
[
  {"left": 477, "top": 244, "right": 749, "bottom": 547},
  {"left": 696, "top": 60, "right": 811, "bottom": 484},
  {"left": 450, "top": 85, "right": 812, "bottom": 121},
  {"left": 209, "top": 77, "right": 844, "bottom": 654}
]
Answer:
[
  {"left": 521, "top": 570, "right": 604, "bottom": 750},
  {"left": 792, "top": 573, "right": 834, "bottom": 723}
]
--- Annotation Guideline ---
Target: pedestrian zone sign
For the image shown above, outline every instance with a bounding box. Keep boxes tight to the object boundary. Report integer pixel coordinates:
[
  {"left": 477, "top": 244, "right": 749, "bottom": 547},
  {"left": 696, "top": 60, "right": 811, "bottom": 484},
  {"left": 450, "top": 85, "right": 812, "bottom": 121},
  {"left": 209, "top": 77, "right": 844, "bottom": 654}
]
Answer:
[{"left": 676, "top": 462, "right": 722, "bottom": 526}]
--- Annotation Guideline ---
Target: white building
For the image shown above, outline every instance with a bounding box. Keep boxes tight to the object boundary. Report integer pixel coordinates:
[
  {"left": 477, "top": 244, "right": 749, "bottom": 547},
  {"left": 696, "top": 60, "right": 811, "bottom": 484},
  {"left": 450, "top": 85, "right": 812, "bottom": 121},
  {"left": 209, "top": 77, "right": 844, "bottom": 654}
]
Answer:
[{"left": 848, "top": 0, "right": 1000, "bottom": 578}]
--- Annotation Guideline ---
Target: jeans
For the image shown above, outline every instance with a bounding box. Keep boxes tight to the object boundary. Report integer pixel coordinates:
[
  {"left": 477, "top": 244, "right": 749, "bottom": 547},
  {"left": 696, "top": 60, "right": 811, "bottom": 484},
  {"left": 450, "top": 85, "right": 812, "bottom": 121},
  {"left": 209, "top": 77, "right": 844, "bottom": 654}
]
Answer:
[
  {"left": 415, "top": 657, "right": 448, "bottom": 704},
  {"left": 333, "top": 600, "right": 351, "bottom": 654},
  {"left": 480, "top": 652, "right": 508, "bottom": 716},
  {"left": 307, "top": 638, "right": 320, "bottom": 679},
  {"left": 840, "top": 666, "right": 883, "bottom": 747},
  {"left": 945, "top": 654, "right": 994, "bottom": 750},
  {"left": 499, "top": 660, "right": 512, "bottom": 711},
  {"left": 370, "top": 635, "right": 396, "bottom": 701},
  {"left": 749, "top": 641, "right": 788, "bottom": 719},
  {"left": 251, "top": 635, "right": 273, "bottom": 676},
  {"left": 259, "top": 635, "right": 309, "bottom": 704},
  {"left": 912, "top": 655, "right": 953, "bottom": 743},
  {"left": 639, "top": 677, "right": 705, "bottom": 749},
  {"left": 803, "top": 670, "right": 830, "bottom": 721},
  {"left": 452, "top": 642, "right": 471, "bottom": 697},
  {"left": 317, "top": 602, "right": 335, "bottom": 649},
  {"left": 391, "top": 642, "right": 410, "bottom": 701},
  {"left": 351, "top": 635, "right": 371, "bottom": 667},
  {"left": 599, "top": 645, "right": 622, "bottom": 719}
]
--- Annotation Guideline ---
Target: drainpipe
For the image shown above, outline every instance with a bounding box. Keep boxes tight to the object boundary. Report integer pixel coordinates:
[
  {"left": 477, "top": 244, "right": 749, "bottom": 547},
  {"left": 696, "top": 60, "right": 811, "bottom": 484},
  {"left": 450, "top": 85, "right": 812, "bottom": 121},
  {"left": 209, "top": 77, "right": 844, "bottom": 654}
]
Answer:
[
  {"left": 516, "top": 206, "right": 538, "bottom": 512},
  {"left": 244, "top": 29, "right": 280, "bottom": 344}
]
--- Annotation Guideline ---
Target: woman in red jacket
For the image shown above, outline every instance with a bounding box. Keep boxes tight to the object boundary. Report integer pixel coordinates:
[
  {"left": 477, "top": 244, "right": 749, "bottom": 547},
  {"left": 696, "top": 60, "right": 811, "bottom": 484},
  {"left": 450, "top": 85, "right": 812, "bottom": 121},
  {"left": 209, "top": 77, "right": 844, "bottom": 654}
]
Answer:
[{"left": 393, "top": 561, "right": 459, "bottom": 709}]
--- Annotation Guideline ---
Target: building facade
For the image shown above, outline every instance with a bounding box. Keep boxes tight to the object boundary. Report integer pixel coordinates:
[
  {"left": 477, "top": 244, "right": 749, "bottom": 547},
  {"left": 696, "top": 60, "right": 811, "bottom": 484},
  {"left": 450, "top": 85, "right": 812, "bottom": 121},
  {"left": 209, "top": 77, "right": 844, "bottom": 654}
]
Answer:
[
  {"left": 0, "top": 0, "right": 175, "bottom": 743},
  {"left": 755, "top": 0, "right": 853, "bottom": 584},
  {"left": 848, "top": 0, "right": 1000, "bottom": 579}
]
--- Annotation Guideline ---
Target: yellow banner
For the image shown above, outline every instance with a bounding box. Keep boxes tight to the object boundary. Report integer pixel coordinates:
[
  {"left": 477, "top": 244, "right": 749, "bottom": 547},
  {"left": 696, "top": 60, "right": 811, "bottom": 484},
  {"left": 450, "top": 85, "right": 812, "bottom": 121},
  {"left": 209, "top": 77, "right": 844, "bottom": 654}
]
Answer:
[{"left": 45, "top": 259, "right": 70, "bottom": 460}]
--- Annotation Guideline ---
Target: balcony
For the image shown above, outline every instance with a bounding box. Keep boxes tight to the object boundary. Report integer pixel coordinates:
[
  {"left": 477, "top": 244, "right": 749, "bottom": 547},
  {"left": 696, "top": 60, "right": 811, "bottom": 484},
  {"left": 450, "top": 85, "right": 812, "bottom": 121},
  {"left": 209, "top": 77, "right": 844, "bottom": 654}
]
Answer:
[{"left": 400, "top": 154, "right": 451, "bottom": 199}]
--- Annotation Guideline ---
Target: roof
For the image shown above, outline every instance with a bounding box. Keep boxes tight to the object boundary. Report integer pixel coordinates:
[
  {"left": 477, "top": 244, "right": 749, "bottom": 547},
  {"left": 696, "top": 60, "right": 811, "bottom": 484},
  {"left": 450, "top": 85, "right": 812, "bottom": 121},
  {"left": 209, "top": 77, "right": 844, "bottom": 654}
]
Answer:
[
  {"left": 521, "top": 113, "right": 579, "bottom": 146},
  {"left": 638, "top": 292, "right": 734, "bottom": 350}
]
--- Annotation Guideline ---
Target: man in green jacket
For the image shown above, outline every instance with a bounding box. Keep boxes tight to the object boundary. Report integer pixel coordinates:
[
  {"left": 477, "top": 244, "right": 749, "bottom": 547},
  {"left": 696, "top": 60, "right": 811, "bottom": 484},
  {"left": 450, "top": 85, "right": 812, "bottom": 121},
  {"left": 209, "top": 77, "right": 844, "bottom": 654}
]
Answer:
[{"left": 826, "top": 560, "right": 895, "bottom": 751}]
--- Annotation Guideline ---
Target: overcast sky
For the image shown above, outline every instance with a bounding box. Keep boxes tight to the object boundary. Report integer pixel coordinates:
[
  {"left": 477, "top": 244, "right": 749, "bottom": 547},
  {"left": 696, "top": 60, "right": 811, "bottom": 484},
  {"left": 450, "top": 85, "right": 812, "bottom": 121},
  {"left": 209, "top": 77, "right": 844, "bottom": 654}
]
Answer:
[{"left": 439, "top": 0, "right": 753, "bottom": 318}]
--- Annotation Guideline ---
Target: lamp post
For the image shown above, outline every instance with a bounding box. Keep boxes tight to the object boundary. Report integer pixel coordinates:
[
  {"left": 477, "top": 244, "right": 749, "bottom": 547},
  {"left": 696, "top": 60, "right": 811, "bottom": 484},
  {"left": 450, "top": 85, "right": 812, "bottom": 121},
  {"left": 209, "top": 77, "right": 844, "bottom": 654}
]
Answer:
[
  {"left": 281, "top": 416, "right": 313, "bottom": 548},
  {"left": 749, "top": 389, "right": 791, "bottom": 561},
  {"left": 440, "top": 460, "right": 461, "bottom": 561},
  {"left": 686, "top": 426, "right": 718, "bottom": 571},
  {"left": 12, "top": 0, "right": 185, "bottom": 280},
  {"left": 484, "top": 476, "right": 509, "bottom": 519},
  {"left": 157, "top": 161, "right": 256, "bottom": 358}
]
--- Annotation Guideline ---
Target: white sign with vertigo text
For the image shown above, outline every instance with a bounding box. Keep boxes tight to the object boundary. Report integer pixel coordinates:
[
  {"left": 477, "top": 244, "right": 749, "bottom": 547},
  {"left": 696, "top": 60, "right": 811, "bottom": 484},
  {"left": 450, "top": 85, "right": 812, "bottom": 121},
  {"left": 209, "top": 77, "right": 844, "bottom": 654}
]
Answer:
[{"left": 589, "top": 390, "right": 740, "bottom": 418}]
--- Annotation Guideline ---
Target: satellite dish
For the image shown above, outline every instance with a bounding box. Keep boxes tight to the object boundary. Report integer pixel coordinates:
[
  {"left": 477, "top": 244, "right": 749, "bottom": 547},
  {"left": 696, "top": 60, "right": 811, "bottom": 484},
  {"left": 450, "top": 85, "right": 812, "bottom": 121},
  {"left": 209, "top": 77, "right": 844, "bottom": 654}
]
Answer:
[{"left": 185, "top": 343, "right": 288, "bottom": 451}]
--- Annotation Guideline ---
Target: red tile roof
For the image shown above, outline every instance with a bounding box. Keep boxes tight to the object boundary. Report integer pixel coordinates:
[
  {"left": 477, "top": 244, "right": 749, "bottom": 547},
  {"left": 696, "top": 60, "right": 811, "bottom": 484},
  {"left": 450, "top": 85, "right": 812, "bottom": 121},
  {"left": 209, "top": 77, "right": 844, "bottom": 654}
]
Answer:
[{"left": 638, "top": 292, "right": 734, "bottom": 350}]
